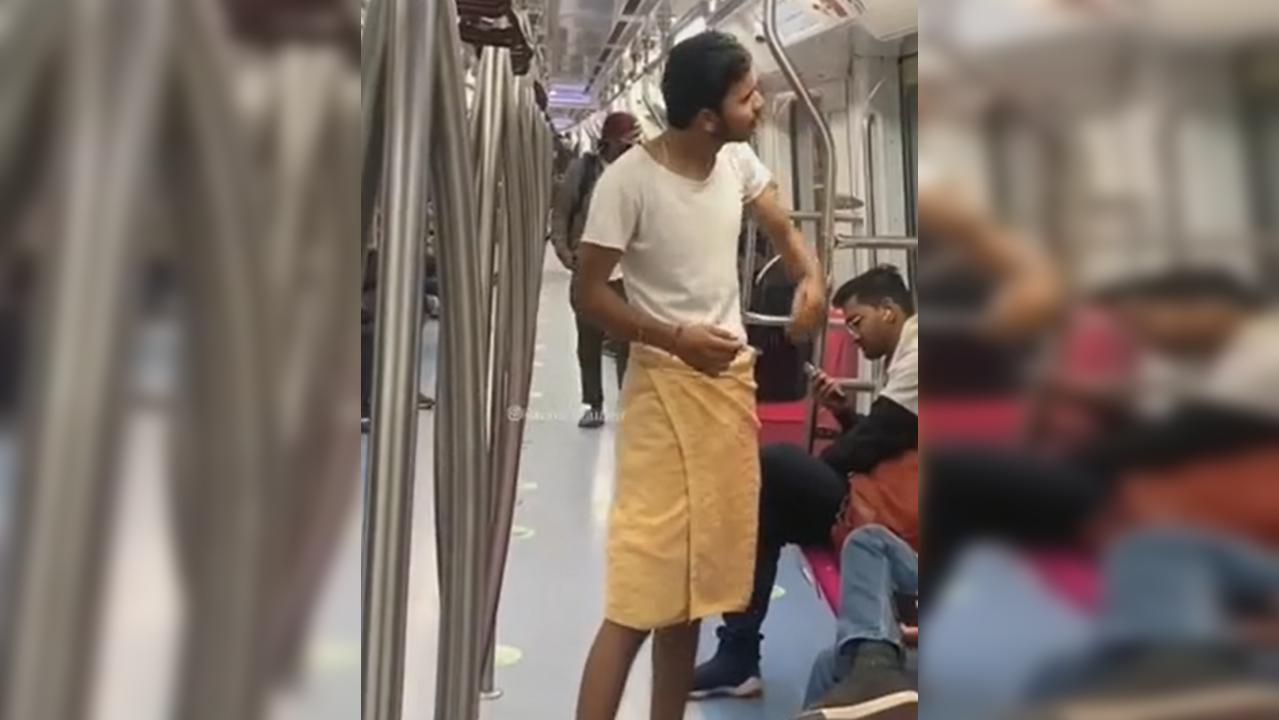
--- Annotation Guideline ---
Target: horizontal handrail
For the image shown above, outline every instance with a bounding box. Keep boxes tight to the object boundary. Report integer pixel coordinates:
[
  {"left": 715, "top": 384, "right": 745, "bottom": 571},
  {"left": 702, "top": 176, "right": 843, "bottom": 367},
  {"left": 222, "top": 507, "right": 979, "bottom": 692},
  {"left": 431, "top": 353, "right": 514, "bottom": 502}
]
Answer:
[
  {"left": 742, "top": 311, "right": 789, "bottom": 328},
  {"left": 835, "top": 235, "right": 918, "bottom": 251},
  {"left": 833, "top": 378, "right": 879, "bottom": 393},
  {"left": 744, "top": 313, "right": 854, "bottom": 328},
  {"left": 791, "top": 209, "right": 861, "bottom": 223}
]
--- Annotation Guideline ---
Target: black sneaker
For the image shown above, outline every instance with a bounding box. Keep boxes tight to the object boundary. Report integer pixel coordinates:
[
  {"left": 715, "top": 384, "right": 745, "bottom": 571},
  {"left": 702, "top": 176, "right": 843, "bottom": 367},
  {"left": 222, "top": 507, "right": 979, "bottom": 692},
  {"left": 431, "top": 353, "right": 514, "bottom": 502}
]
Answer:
[
  {"left": 418, "top": 393, "right": 435, "bottom": 410},
  {"left": 796, "top": 642, "right": 917, "bottom": 719},
  {"left": 578, "top": 407, "right": 605, "bottom": 429},
  {"left": 361, "top": 418, "right": 370, "bottom": 434},
  {"left": 689, "top": 630, "right": 763, "bottom": 700},
  {"left": 1008, "top": 646, "right": 1279, "bottom": 720}
]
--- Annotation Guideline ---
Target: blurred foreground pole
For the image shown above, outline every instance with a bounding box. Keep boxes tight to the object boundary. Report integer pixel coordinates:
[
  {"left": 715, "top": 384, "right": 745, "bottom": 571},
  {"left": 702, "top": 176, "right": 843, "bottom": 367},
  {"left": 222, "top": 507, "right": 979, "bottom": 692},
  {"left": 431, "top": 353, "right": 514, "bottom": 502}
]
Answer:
[
  {"left": 166, "top": 0, "right": 274, "bottom": 718},
  {"left": 0, "top": 1, "right": 169, "bottom": 720},
  {"left": 429, "top": 0, "right": 489, "bottom": 716},
  {"left": 260, "top": 45, "right": 364, "bottom": 693},
  {"left": 360, "top": 0, "right": 435, "bottom": 718}
]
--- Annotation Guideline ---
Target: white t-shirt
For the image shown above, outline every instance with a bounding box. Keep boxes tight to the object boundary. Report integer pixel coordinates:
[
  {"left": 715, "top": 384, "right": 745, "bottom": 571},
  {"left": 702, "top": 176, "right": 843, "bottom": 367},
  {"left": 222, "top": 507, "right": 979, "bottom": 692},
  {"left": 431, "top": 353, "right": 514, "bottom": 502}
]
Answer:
[
  {"left": 580, "top": 142, "right": 772, "bottom": 342},
  {"left": 1198, "top": 312, "right": 1279, "bottom": 419},
  {"left": 881, "top": 314, "right": 920, "bottom": 415}
]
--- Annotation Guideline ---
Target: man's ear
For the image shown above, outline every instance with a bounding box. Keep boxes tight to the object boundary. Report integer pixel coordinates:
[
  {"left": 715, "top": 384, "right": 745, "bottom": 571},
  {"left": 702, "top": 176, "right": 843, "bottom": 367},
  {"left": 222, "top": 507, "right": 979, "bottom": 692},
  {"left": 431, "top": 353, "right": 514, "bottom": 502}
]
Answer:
[{"left": 695, "top": 108, "right": 718, "bottom": 134}]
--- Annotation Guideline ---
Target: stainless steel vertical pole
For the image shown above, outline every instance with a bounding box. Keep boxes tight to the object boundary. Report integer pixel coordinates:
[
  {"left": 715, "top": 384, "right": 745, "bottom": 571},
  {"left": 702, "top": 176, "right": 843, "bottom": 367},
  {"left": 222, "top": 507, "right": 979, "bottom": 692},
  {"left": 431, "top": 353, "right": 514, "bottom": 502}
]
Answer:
[
  {"left": 429, "top": 0, "right": 488, "bottom": 717},
  {"left": 168, "top": 0, "right": 277, "bottom": 718},
  {"left": 261, "top": 52, "right": 364, "bottom": 691},
  {"left": 361, "top": 0, "right": 436, "bottom": 716},
  {"left": 761, "top": 0, "right": 836, "bottom": 452},
  {"left": 0, "top": 2, "right": 167, "bottom": 719},
  {"left": 361, "top": 0, "right": 387, "bottom": 260},
  {"left": 478, "top": 61, "right": 530, "bottom": 699},
  {"left": 470, "top": 46, "right": 505, "bottom": 611}
]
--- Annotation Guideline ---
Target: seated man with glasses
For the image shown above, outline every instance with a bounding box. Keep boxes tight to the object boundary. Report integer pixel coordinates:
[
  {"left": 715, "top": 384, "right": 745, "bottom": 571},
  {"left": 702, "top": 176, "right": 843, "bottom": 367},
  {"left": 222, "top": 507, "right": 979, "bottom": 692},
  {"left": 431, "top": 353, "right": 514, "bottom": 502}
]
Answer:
[{"left": 692, "top": 265, "right": 920, "bottom": 699}]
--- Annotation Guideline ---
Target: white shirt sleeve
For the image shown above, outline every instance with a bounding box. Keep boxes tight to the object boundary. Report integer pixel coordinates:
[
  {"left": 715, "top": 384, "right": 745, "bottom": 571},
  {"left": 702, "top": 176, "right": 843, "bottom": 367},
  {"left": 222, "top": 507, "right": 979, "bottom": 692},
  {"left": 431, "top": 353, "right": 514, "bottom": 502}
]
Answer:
[
  {"left": 729, "top": 143, "right": 774, "bottom": 203},
  {"left": 579, "top": 161, "right": 640, "bottom": 253},
  {"left": 1199, "top": 314, "right": 1279, "bottom": 419},
  {"left": 881, "top": 316, "right": 920, "bottom": 416},
  {"left": 917, "top": 158, "right": 940, "bottom": 192}
]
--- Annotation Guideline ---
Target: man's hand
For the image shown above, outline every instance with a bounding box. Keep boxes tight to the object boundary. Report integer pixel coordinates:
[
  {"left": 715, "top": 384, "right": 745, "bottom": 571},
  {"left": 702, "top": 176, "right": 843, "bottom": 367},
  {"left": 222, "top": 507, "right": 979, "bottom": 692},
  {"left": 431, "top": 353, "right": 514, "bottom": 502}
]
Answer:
[
  {"left": 555, "top": 246, "right": 576, "bottom": 271},
  {"left": 672, "top": 324, "right": 744, "bottom": 376},
  {"left": 809, "top": 367, "right": 851, "bottom": 414},
  {"left": 788, "top": 275, "right": 826, "bottom": 341}
]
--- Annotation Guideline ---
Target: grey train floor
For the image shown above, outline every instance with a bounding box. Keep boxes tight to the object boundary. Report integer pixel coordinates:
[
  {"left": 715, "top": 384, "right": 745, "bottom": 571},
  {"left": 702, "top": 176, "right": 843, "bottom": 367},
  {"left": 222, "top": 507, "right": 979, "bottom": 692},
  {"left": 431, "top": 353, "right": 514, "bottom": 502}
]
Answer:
[{"left": 83, "top": 255, "right": 835, "bottom": 720}]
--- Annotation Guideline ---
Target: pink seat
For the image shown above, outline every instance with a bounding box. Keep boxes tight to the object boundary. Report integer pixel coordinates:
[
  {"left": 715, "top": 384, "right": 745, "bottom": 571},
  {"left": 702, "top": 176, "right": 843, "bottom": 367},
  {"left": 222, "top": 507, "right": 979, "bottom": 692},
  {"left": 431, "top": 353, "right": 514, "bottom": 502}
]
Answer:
[
  {"left": 921, "top": 400, "right": 1025, "bottom": 444},
  {"left": 800, "top": 546, "right": 842, "bottom": 614},
  {"left": 757, "top": 310, "right": 859, "bottom": 446},
  {"left": 1026, "top": 551, "right": 1101, "bottom": 611}
]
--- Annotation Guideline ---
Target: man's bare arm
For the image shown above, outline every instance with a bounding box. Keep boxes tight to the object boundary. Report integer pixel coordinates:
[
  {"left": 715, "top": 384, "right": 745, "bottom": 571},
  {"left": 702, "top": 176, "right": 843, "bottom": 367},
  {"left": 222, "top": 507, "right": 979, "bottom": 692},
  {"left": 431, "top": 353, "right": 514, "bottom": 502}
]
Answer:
[
  {"left": 748, "top": 183, "right": 821, "bottom": 283},
  {"left": 571, "top": 244, "right": 680, "bottom": 351},
  {"left": 920, "top": 182, "right": 1063, "bottom": 337}
]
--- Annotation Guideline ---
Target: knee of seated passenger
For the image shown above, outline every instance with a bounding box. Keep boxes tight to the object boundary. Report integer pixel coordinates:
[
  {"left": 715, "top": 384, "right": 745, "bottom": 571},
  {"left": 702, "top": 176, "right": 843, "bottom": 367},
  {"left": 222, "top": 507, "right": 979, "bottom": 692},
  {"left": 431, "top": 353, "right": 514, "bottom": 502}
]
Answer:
[
  {"left": 844, "top": 524, "right": 897, "bottom": 553},
  {"left": 1110, "top": 524, "right": 1211, "bottom": 560},
  {"left": 759, "top": 442, "right": 814, "bottom": 475}
]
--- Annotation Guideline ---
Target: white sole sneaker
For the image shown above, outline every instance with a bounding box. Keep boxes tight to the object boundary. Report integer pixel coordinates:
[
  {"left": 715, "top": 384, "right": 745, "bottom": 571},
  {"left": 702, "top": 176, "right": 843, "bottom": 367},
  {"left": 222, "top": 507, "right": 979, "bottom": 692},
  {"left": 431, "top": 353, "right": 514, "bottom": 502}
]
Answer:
[
  {"left": 796, "top": 691, "right": 919, "bottom": 719},
  {"left": 688, "top": 676, "right": 764, "bottom": 700}
]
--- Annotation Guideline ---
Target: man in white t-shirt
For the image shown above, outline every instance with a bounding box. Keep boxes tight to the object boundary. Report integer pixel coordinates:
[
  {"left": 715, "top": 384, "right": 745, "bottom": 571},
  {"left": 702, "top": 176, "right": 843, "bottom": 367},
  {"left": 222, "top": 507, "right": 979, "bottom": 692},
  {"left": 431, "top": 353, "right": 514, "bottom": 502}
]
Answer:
[{"left": 570, "top": 31, "right": 826, "bottom": 720}]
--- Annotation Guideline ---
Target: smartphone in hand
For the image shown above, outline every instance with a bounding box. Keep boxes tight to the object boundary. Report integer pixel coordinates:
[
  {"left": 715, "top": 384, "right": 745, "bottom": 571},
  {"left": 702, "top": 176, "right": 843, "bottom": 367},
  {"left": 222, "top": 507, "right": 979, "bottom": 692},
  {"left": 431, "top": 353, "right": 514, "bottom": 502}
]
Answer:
[{"left": 804, "top": 362, "right": 847, "bottom": 400}]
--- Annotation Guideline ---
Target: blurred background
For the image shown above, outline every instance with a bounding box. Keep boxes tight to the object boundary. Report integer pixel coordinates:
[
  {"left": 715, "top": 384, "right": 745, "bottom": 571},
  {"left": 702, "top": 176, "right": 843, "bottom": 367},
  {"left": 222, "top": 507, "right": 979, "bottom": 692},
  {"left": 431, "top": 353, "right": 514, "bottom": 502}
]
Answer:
[{"left": 921, "top": 0, "right": 1278, "bottom": 290}]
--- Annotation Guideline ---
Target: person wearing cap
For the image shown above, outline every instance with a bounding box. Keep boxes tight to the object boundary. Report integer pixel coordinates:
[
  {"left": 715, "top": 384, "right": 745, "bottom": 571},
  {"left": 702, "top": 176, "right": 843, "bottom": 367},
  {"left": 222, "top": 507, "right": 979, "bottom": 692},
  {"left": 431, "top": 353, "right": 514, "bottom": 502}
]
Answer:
[{"left": 550, "top": 111, "right": 641, "bottom": 429}]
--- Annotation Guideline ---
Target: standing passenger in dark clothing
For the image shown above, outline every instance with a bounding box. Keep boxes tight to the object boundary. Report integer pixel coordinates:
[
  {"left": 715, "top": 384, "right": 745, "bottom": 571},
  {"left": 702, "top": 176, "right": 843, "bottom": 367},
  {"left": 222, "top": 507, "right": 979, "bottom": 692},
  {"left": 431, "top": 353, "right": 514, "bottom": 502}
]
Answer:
[{"left": 549, "top": 112, "right": 640, "bottom": 428}]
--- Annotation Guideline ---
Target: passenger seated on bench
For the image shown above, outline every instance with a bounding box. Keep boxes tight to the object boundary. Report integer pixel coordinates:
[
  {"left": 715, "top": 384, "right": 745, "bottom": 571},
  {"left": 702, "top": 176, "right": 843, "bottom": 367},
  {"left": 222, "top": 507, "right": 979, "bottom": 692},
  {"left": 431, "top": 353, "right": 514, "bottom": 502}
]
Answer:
[
  {"left": 1045, "top": 270, "right": 1267, "bottom": 427},
  {"left": 691, "top": 266, "right": 919, "bottom": 700},
  {"left": 1009, "top": 526, "right": 1279, "bottom": 718},
  {"left": 919, "top": 277, "right": 1279, "bottom": 718},
  {"left": 926, "top": 269, "right": 1273, "bottom": 593},
  {"left": 796, "top": 525, "right": 919, "bottom": 719},
  {"left": 916, "top": 526, "right": 1279, "bottom": 720}
]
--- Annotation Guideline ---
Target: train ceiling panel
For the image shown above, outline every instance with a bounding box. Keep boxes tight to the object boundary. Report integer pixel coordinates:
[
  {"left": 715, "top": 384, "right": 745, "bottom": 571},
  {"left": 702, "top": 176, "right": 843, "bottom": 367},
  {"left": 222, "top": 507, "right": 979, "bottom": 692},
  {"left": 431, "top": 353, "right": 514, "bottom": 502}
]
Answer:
[
  {"left": 543, "top": 0, "right": 667, "bottom": 98},
  {"left": 715, "top": 0, "right": 912, "bottom": 91},
  {"left": 941, "top": 0, "right": 1279, "bottom": 54}
]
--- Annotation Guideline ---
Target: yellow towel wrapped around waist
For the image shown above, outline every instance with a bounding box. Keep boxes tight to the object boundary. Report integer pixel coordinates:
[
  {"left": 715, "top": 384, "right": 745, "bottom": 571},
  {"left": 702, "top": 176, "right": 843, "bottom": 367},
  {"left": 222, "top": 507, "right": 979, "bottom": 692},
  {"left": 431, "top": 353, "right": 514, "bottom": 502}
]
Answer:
[{"left": 605, "top": 345, "right": 761, "bottom": 631}]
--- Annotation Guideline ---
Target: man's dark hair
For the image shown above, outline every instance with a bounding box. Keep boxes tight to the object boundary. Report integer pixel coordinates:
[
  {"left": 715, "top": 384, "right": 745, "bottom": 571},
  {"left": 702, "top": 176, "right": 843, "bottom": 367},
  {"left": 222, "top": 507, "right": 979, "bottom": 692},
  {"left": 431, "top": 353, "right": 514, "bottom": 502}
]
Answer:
[
  {"left": 1095, "top": 268, "right": 1264, "bottom": 310},
  {"left": 832, "top": 265, "right": 916, "bottom": 315},
  {"left": 661, "top": 31, "right": 753, "bottom": 130}
]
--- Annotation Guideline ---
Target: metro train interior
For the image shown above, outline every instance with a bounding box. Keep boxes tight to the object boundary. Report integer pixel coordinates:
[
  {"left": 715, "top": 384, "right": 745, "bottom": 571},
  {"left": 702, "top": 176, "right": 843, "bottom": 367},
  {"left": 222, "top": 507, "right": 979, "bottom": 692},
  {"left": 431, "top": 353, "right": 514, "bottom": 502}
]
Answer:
[
  {"left": 361, "top": 0, "right": 920, "bottom": 718},
  {"left": 359, "top": 2, "right": 1279, "bottom": 720},
  {"left": 5, "top": 0, "right": 1279, "bottom": 719}
]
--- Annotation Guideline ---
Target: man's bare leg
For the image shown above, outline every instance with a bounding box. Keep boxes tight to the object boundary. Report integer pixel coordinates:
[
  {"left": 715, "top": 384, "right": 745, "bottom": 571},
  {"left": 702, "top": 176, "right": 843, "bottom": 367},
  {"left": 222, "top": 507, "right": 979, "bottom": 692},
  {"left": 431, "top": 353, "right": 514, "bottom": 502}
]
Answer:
[
  {"left": 575, "top": 619, "right": 650, "bottom": 720},
  {"left": 651, "top": 620, "right": 700, "bottom": 720}
]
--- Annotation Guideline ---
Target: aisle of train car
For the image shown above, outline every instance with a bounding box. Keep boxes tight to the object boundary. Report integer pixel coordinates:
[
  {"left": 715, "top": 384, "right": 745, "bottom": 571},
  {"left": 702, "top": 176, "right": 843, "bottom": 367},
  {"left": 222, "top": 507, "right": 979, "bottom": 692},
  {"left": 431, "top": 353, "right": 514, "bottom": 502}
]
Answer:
[
  {"left": 80, "top": 262, "right": 830, "bottom": 720},
  {"left": 83, "top": 255, "right": 835, "bottom": 720},
  {"left": 386, "top": 256, "right": 834, "bottom": 719}
]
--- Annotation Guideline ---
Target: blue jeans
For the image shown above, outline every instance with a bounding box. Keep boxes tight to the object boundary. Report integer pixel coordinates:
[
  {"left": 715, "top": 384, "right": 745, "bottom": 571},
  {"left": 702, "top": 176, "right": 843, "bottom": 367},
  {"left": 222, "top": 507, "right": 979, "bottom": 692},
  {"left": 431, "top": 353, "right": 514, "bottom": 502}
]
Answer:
[
  {"left": 805, "top": 525, "right": 919, "bottom": 706},
  {"left": 921, "top": 545, "right": 1094, "bottom": 719},
  {"left": 918, "top": 528, "right": 1279, "bottom": 713},
  {"left": 1098, "top": 526, "right": 1279, "bottom": 646}
]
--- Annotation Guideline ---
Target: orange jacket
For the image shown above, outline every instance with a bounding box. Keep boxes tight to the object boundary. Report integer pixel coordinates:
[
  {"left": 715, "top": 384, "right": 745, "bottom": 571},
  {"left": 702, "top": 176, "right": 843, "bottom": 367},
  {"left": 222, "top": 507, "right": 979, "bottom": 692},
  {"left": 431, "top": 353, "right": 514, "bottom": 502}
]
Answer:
[{"left": 831, "top": 450, "right": 921, "bottom": 553}]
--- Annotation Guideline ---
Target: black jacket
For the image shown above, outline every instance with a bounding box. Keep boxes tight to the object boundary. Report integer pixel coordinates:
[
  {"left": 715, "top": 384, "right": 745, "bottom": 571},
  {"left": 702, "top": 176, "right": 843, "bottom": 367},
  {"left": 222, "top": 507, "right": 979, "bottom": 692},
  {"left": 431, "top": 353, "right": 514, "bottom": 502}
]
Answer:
[{"left": 819, "top": 396, "right": 919, "bottom": 477}]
